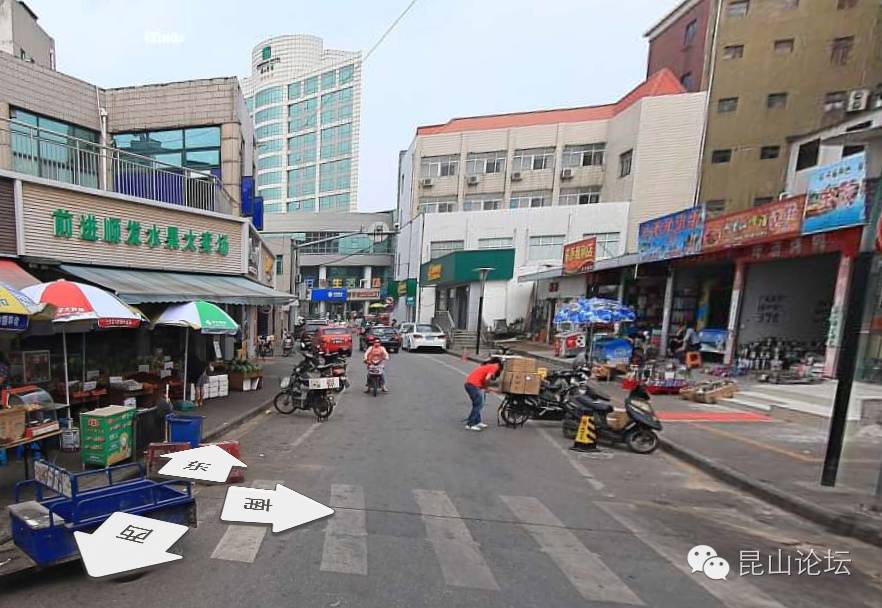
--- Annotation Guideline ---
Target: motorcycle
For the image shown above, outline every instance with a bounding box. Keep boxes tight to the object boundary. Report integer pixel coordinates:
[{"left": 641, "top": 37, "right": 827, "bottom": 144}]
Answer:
[
  {"left": 366, "top": 356, "right": 384, "bottom": 397},
  {"left": 562, "top": 385, "right": 662, "bottom": 454},
  {"left": 257, "top": 335, "right": 273, "bottom": 358},
  {"left": 273, "top": 352, "right": 343, "bottom": 420},
  {"left": 497, "top": 368, "right": 605, "bottom": 427}
]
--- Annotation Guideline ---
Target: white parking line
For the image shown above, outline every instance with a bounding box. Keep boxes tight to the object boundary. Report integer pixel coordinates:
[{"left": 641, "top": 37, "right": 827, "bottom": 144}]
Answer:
[
  {"left": 321, "top": 484, "right": 368, "bottom": 575},
  {"left": 413, "top": 489, "right": 499, "bottom": 590},
  {"left": 501, "top": 496, "right": 643, "bottom": 605},
  {"left": 210, "top": 479, "right": 280, "bottom": 563},
  {"left": 536, "top": 427, "right": 605, "bottom": 491},
  {"left": 289, "top": 422, "right": 322, "bottom": 450}
]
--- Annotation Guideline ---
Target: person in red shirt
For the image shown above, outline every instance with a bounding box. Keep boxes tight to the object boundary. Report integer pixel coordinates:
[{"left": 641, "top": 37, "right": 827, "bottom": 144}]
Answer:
[{"left": 464, "top": 358, "right": 503, "bottom": 431}]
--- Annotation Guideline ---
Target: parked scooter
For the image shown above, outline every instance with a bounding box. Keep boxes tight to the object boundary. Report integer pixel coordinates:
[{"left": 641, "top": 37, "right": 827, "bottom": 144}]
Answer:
[
  {"left": 282, "top": 332, "right": 295, "bottom": 357},
  {"left": 562, "top": 385, "right": 662, "bottom": 453},
  {"left": 273, "top": 352, "right": 344, "bottom": 420}
]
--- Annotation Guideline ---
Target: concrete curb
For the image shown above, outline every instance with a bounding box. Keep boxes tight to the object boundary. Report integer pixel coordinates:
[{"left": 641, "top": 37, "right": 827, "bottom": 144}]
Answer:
[
  {"left": 659, "top": 436, "right": 882, "bottom": 548},
  {"left": 201, "top": 394, "right": 275, "bottom": 442}
]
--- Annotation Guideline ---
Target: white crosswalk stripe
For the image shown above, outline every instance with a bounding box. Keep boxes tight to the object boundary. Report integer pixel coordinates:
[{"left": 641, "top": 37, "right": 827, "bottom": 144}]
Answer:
[
  {"left": 321, "top": 484, "right": 368, "bottom": 575},
  {"left": 501, "top": 495, "right": 644, "bottom": 605},
  {"left": 596, "top": 502, "right": 788, "bottom": 608},
  {"left": 210, "top": 479, "right": 281, "bottom": 563},
  {"left": 413, "top": 489, "right": 499, "bottom": 590}
]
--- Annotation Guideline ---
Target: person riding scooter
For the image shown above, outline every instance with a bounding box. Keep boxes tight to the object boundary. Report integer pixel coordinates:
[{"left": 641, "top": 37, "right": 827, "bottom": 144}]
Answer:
[
  {"left": 282, "top": 331, "right": 294, "bottom": 357},
  {"left": 363, "top": 337, "right": 389, "bottom": 392}
]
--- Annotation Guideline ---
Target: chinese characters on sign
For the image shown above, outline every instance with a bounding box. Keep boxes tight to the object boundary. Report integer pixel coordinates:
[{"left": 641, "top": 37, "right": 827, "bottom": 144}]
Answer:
[
  {"left": 803, "top": 152, "right": 867, "bottom": 235},
  {"left": 562, "top": 237, "right": 597, "bottom": 275},
  {"left": 51, "top": 209, "right": 229, "bottom": 256},
  {"left": 0, "top": 313, "right": 28, "bottom": 331},
  {"left": 183, "top": 461, "right": 210, "bottom": 472},
  {"left": 702, "top": 196, "right": 805, "bottom": 252},
  {"left": 739, "top": 549, "right": 851, "bottom": 577},
  {"left": 638, "top": 207, "right": 705, "bottom": 262},
  {"left": 427, "top": 264, "right": 443, "bottom": 282},
  {"left": 116, "top": 525, "right": 153, "bottom": 544},
  {"left": 755, "top": 294, "right": 784, "bottom": 325},
  {"left": 244, "top": 497, "right": 272, "bottom": 511}
]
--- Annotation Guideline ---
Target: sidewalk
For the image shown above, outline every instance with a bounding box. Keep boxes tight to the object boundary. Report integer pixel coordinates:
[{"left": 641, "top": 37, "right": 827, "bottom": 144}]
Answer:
[
  {"left": 452, "top": 344, "right": 882, "bottom": 547},
  {"left": 0, "top": 357, "right": 291, "bottom": 575}
]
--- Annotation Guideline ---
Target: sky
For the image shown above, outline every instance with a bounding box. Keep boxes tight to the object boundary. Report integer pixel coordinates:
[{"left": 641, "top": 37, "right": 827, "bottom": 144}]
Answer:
[{"left": 26, "top": 0, "right": 682, "bottom": 212}]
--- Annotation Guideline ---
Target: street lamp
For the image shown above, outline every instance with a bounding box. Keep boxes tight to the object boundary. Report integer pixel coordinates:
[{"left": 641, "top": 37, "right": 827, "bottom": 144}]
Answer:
[{"left": 475, "top": 267, "right": 494, "bottom": 355}]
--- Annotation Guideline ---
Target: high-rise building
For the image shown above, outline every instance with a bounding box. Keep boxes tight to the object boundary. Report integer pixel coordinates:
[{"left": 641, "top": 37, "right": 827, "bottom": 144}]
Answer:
[
  {"left": 645, "top": 0, "right": 882, "bottom": 214},
  {"left": 0, "top": 0, "right": 55, "bottom": 69},
  {"left": 241, "top": 35, "right": 362, "bottom": 215}
]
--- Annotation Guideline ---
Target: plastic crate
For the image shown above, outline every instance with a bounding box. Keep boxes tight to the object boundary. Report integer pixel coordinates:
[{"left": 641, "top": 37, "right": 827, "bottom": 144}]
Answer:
[
  {"left": 200, "top": 441, "right": 245, "bottom": 483},
  {"left": 144, "top": 441, "right": 191, "bottom": 477}
]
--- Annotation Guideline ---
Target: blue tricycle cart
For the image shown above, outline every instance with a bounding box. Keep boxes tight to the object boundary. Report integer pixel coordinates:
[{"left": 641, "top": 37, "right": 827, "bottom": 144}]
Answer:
[{"left": 9, "top": 460, "right": 196, "bottom": 567}]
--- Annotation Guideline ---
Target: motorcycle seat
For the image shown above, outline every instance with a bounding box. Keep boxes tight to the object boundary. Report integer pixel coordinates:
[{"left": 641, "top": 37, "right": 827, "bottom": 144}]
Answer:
[{"left": 572, "top": 396, "right": 612, "bottom": 414}]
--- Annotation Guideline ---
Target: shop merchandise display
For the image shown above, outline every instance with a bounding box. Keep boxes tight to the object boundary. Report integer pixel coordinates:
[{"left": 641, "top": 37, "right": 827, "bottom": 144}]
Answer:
[{"left": 735, "top": 338, "right": 825, "bottom": 373}]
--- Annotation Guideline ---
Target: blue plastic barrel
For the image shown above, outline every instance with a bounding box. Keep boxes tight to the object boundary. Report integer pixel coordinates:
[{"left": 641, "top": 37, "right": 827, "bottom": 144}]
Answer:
[{"left": 165, "top": 414, "right": 205, "bottom": 448}]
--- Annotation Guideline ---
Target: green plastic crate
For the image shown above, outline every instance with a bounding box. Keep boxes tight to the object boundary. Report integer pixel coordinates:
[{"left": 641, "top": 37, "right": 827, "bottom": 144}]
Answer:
[{"left": 79, "top": 405, "right": 136, "bottom": 466}]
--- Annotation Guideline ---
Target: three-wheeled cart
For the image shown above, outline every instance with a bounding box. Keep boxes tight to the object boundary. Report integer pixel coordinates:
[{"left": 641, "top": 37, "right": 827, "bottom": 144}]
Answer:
[{"left": 9, "top": 459, "right": 196, "bottom": 567}]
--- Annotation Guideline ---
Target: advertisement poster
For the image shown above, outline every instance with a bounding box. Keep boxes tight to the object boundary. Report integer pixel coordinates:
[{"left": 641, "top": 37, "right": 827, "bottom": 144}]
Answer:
[
  {"left": 562, "top": 237, "right": 597, "bottom": 275},
  {"left": 702, "top": 195, "right": 805, "bottom": 251},
  {"left": 802, "top": 152, "right": 867, "bottom": 235},
  {"left": 638, "top": 207, "right": 704, "bottom": 262}
]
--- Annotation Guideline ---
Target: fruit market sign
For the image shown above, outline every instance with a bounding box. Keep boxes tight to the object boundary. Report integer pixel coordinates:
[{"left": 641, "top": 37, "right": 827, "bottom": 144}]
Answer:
[{"left": 50, "top": 209, "right": 230, "bottom": 256}]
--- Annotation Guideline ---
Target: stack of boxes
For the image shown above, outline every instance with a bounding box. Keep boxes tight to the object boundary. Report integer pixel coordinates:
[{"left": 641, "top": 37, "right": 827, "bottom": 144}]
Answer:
[
  {"left": 501, "top": 357, "right": 541, "bottom": 396},
  {"left": 206, "top": 374, "right": 229, "bottom": 400}
]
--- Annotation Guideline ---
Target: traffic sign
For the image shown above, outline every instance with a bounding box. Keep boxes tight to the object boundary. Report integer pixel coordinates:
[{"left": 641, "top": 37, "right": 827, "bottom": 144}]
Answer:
[{"left": 220, "top": 484, "right": 334, "bottom": 532}]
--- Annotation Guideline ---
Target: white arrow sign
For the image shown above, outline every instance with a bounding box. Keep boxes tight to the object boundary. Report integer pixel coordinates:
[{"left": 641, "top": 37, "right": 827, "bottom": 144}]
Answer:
[
  {"left": 158, "top": 444, "right": 247, "bottom": 483},
  {"left": 220, "top": 484, "right": 334, "bottom": 532},
  {"left": 73, "top": 512, "right": 188, "bottom": 579}
]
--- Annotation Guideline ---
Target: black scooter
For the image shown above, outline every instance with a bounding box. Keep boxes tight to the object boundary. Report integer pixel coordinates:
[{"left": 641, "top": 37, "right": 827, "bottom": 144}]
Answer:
[{"left": 562, "top": 385, "right": 662, "bottom": 454}]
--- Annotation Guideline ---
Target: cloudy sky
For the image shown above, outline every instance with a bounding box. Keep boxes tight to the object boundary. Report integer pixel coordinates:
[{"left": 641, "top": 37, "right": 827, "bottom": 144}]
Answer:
[{"left": 27, "top": 0, "right": 681, "bottom": 211}]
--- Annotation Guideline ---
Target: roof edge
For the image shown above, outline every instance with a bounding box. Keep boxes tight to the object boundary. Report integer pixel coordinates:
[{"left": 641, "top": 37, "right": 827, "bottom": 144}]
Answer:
[{"left": 644, "top": 0, "right": 704, "bottom": 39}]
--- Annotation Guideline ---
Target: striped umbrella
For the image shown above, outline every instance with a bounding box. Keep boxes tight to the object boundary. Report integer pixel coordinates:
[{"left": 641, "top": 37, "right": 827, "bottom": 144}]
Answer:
[{"left": 0, "top": 281, "right": 47, "bottom": 332}]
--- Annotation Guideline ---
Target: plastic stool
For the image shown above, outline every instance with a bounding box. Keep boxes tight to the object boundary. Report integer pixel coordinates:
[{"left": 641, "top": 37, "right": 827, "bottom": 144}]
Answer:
[{"left": 686, "top": 351, "right": 703, "bottom": 369}]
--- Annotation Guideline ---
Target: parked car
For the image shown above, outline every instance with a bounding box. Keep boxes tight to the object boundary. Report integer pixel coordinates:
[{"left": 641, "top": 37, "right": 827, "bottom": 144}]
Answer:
[
  {"left": 360, "top": 325, "right": 401, "bottom": 353},
  {"left": 401, "top": 323, "right": 446, "bottom": 352},
  {"left": 312, "top": 326, "right": 353, "bottom": 356},
  {"left": 301, "top": 319, "right": 329, "bottom": 345}
]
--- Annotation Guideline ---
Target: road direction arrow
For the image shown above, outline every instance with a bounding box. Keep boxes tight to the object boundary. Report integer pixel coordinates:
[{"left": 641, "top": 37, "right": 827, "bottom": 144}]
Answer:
[
  {"left": 220, "top": 484, "right": 334, "bottom": 532},
  {"left": 158, "top": 444, "right": 248, "bottom": 483},
  {"left": 73, "top": 512, "right": 188, "bottom": 579}
]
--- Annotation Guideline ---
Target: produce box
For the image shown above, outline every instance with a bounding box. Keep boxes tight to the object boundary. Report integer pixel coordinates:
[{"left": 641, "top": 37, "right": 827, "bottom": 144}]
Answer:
[
  {"left": 0, "top": 408, "right": 26, "bottom": 445},
  {"left": 505, "top": 356, "right": 537, "bottom": 373},
  {"left": 79, "top": 405, "right": 135, "bottom": 466},
  {"left": 680, "top": 380, "right": 737, "bottom": 404},
  {"left": 501, "top": 371, "right": 541, "bottom": 395},
  {"left": 606, "top": 409, "right": 630, "bottom": 432}
]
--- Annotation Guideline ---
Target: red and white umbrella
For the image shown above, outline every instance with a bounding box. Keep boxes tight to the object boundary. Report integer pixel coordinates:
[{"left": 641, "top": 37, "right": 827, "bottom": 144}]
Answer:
[{"left": 23, "top": 280, "right": 145, "bottom": 328}]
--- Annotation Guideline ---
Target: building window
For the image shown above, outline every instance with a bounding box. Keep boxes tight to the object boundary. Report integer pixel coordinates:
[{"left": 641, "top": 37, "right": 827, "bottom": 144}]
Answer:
[
  {"left": 429, "top": 240, "right": 464, "bottom": 259},
  {"left": 774, "top": 39, "right": 794, "bottom": 54},
  {"left": 512, "top": 147, "right": 555, "bottom": 171},
  {"left": 559, "top": 187, "right": 601, "bottom": 206},
  {"left": 288, "top": 82, "right": 301, "bottom": 100},
  {"left": 275, "top": 255, "right": 284, "bottom": 274},
  {"left": 261, "top": 46, "right": 272, "bottom": 60},
  {"left": 711, "top": 149, "right": 732, "bottom": 164},
  {"left": 339, "top": 64, "right": 355, "bottom": 84},
  {"left": 421, "top": 154, "right": 458, "bottom": 178},
  {"left": 288, "top": 165, "right": 316, "bottom": 197},
  {"left": 255, "top": 106, "right": 284, "bottom": 124},
  {"left": 722, "top": 44, "right": 744, "bottom": 59},
  {"left": 528, "top": 235, "right": 565, "bottom": 261},
  {"left": 760, "top": 146, "right": 780, "bottom": 160},
  {"left": 113, "top": 125, "right": 221, "bottom": 171},
  {"left": 478, "top": 237, "right": 513, "bottom": 249},
  {"left": 289, "top": 98, "right": 318, "bottom": 132},
  {"left": 618, "top": 149, "right": 633, "bottom": 177},
  {"left": 680, "top": 72, "right": 693, "bottom": 89},
  {"left": 795, "top": 139, "right": 820, "bottom": 170},
  {"left": 463, "top": 194, "right": 503, "bottom": 211},
  {"left": 767, "top": 92, "right": 788, "bottom": 109},
  {"left": 419, "top": 197, "right": 457, "bottom": 214},
  {"left": 319, "top": 193, "right": 350, "bottom": 211},
  {"left": 583, "top": 232, "right": 620, "bottom": 259},
  {"left": 258, "top": 187, "right": 283, "bottom": 201},
  {"left": 319, "top": 158, "right": 351, "bottom": 192},
  {"left": 321, "top": 87, "right": 354, "bottom": 123},
  {"left": 683, "top": 19, "right": 698, "bottom": 47},
  {"left": 510, "top": 191, "right": 551, "bottom": 209},
  {"left": 304, "top": 76, "right": 318, "bottom": 96},
  {"left": 466, "top": 151, "right": 506, "bottom": 174},
  {"left": 255, "top": 86, "right": 283, "bottom": 108},
  {"left": 823, "top": 91, "right": 847, "bottom": 112},
  {"left": 320, "top": 123, "right": 353, "bottom": 159},
  {"left": 265, "top": 202, "right": 284, "bottom": 214},
  {"left": 245, "top": 97, "right": 254, "bottom": 112},
  {"left": 718, "top": 97, "right": 739, "bottom": 113},
  {"left": 705, "top": 200, "right": 726, "bottom": 218},
  {"left": 842, "top": 145, "right": 865, "bottom": 158},
  {"left": 321, "top": 70, "right": 336, "bottom": 90},
  {"left": 288, "top": 132, "right": 317, "bottom": 165},
  {"left": 258, "top": 139, "right": 283, "bottom": 154},
  {"left": 562, "top": 143, "right": 605, "bottom": 167},
  {"left": 255, "top": 122, "right": 284, "bottom": 140},
  {"left": 257, "top": 155, "right": 282, "bottom": 170},
  {"left": 831, "top": 36, "right": 854, "bottom": 66},
  {"left": 837, "top": 0, "right": 857, "bottom": 8},
  {"left": 726, "top": 0, "right": 749, "bottom": 18},
  {"left": 256, "top": 171, "right": 282, "bottom": 186},
  {"left": 753, "top": 196, "right": 774, "bottom": 207},
  {"left": 288, "top": 199, "right": 316, "bottom": 213}
]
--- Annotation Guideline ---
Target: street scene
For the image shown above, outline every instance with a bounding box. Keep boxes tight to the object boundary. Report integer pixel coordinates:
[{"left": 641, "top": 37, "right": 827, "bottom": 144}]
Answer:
[{"left": 1, "top": 0, "right": 882, "bottom": 607}]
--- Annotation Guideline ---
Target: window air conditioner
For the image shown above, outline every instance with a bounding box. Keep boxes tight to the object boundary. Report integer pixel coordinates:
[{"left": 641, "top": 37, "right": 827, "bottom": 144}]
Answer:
[
  {"left": 846, "top": 89, "right": 869, "bottom": 113},
  {"left": 466, "top": 175, "right": 480, "bottom": 185},
  {"left": 511, "top": 171, "right": 523, "bottom": 182},
  {"left": 420, "top": 178, "right": 434, "bottom": 187},
  {"left": 560, "top": 168, "right": 574, "bottom": 180}
]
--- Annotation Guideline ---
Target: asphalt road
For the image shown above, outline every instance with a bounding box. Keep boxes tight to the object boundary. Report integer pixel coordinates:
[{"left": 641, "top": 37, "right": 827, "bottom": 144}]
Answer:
[{"left": 6, "top": 350, "right": 882, "bottom": 607}]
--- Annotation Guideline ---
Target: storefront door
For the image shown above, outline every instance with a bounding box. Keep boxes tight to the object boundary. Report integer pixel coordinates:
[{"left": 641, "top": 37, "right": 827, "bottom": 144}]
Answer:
[{"left": 453, "top": 285, "right": 469, "bottom": 329}]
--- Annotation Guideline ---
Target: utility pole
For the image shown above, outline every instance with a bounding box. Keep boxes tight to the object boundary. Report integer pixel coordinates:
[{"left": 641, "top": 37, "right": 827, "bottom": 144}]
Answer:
[{"left": 475, "top": 267, "right": 494, "bottom": 355}]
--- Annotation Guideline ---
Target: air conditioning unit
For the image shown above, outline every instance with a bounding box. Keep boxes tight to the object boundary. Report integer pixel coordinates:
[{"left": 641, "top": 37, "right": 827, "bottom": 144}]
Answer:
[
  {"left": 466, "top": 175, "right": 480, "bottom": 186},
  {"left": 420, "top": 178, "right": 434, "bottom": 187},
  {"left": 846, "top": 89, "right": 869, "bottom": 113},
  {"left": 560, "top": 168, "right": 574, "bottom": 180},
  {"left": 511, "top": 171, "right": 523, "bottom": 182},
  {"left": 359, "top": 278, "right": 369, "bottom": 288}
]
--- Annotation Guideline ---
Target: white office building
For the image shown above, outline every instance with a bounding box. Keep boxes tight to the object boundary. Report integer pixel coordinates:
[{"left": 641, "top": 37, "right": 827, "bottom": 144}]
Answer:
[{"left": 241, "top": 34, "right": 362, "bottom": 214}]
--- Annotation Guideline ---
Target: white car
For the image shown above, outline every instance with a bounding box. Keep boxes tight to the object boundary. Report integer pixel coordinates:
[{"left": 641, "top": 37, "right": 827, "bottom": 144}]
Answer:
[{"left": 401, "top": 323, "right": 446, "bottom": 351}]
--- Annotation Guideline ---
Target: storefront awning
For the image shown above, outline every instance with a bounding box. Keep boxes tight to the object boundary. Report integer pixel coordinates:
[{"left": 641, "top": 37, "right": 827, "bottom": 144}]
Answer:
[
  {"left": 0, "top": 259, "right": 41, "bottom": 290},
  {"left": 517, "top": 253, "right": 645, "bottom": 283},
  {"left": 59, "top": 265, "right": 293, "bottom": 306}
]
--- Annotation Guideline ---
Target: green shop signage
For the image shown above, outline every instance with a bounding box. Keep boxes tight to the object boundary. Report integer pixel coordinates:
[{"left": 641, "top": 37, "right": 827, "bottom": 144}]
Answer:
[
  {"left": 420, "top": 249, "right": 515, "bottom": 286},
  {"left": 51, "top": 209, "right": 229, "bottom": 256}
]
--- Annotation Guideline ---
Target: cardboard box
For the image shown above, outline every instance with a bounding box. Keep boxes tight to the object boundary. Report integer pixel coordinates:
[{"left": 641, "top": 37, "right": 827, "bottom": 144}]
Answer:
[
  {"left": 606, "top": 409, "right": 629, "bottom": 431},
  {"left": 501, "top": 371, "right": 541, "bottom": 395},
  {"left": 505, "top": 356, "right": 537, "bottom": 373},
  {"left": 0, "top": 408, "right": 26, "bottom": 444}
]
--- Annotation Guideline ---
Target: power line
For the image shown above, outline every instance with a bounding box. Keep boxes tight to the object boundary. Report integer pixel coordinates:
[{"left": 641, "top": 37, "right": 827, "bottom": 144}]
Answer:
[{"left": 364, "top": 0, "right": 420, "bottom": 63}]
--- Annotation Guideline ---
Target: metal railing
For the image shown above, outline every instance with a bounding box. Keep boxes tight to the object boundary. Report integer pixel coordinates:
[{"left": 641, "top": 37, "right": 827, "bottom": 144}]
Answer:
[{"left": 0, "top": 116, "right": 234, "bottom": 215}]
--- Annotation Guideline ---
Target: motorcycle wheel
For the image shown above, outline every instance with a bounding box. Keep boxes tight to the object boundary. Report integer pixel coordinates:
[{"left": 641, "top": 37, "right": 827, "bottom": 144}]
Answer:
[
  {"left": 625, "top": 428, "right": 659, "bottom": 454},
  {"left": 273, "top": 391, "right": 297, "bottom": 415},
  {"left": 372, "top": 381, "right": 378, "bottom": 397},
  {"left": 499, "top": 397, "right": 530, "bottom": 427},
  {"left": 312, "top": 395, "right": 334, "bottom": 421}
]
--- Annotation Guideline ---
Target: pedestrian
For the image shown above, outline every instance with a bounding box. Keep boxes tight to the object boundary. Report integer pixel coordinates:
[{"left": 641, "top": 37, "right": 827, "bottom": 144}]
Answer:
[
  {"left": 463, "top": 357, "right": 503, "bottom": 431},
  {"left": 677, "top": 321, "right": 701, "bottom": 360},
  {"left": 187, "top": 349, "right": 208, "bottom": 407},
  {"left": 0, "top": 352, "right": 10, "bottom": 388}
]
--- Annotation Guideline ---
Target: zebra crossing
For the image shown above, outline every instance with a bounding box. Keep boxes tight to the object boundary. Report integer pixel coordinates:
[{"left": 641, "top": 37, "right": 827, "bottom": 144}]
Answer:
[{"left": 201, "top": 483, "right": 803, "bottom": 607}]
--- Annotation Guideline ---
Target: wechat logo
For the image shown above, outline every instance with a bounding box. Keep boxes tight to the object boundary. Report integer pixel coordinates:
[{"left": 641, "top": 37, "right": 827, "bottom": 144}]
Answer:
[{"left": 688, "top": 545, "right": 730, "bottom": 581}]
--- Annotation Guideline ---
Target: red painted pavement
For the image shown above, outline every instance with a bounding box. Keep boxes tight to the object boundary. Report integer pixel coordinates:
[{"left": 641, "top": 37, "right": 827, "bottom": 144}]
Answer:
[{"left": 657, "top": 411, "right": 774, "bottom": 423}]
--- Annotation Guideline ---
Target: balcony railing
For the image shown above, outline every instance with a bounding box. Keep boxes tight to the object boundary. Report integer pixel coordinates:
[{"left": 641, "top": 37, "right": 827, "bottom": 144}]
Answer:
[{"left": 0, "top": 117, "right": 234, "bottom": 215}]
